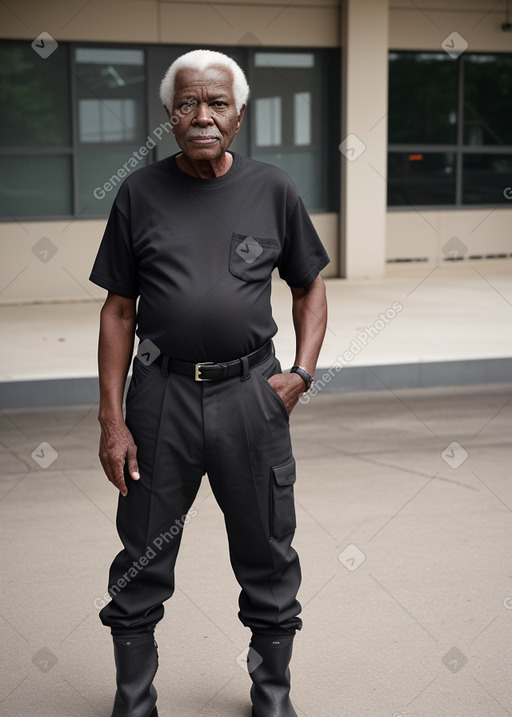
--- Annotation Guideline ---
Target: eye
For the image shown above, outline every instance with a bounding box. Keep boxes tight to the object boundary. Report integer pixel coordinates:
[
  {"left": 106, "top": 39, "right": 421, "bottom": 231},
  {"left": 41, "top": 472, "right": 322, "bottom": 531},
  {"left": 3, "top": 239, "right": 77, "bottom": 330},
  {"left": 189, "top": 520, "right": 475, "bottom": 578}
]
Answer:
[
  {"left": 180, "top": 100, "right": 197, "bottom": 112},
  {"left": 211, "top": 101, "right": 227, "bottom": 108}
]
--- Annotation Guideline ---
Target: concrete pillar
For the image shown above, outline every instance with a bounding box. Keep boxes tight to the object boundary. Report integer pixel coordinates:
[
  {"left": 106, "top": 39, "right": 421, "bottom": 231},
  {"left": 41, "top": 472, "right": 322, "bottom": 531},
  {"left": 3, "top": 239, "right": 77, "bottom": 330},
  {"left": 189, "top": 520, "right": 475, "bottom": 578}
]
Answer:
[{"left": 340, "top": 0, "right": 389, "bottom": 278}]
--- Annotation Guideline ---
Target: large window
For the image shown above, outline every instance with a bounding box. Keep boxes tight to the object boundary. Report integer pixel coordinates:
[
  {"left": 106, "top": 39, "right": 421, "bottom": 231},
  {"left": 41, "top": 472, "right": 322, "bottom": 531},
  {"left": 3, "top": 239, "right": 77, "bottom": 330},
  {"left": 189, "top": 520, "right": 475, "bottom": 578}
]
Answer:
[
  {"left": 388, "top": 51, "right": 512, "bottom": 207},
  {"left": 249, "top": 51, "right": 335, "bottom": 212},
  {"left": 0, "top": 41, "right": 339, "bottom": 220},
  {"left": 0, "top": 42, "right": 73, "bottom": 217},
  {"left": 74, "top": 47, "right": 147, "bottom": 217}
]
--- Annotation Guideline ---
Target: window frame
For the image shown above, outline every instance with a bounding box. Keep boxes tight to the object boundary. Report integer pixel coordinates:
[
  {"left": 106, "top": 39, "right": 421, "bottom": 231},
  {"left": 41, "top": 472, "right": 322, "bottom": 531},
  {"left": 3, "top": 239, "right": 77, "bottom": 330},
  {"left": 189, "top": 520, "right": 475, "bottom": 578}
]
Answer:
[
  {"left": 245, "top": 46, "right": 340, "bottom": 214},
  {"left": 72, "top": 43, "right": 150, "bottom": 219},
  {"left": 0, "top": 40, "right": 339, "bottom": 222},
  {"left": 388, "top": 50, "right": 512, "bottom": 211}
]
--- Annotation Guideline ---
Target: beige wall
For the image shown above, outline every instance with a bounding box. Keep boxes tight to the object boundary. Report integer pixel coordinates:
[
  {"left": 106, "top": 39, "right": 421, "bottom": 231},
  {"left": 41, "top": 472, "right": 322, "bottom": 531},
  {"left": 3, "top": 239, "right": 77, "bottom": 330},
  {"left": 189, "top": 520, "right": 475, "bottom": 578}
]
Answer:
[
  {"left": 0, "top": 220, "right": 107, "bottom": 304},
  {"left": 0, "top": 0, "right": 340, "bottom": 46},
  {"left": 312, "top": 214, "right": 339, "bottom": 275},
  {"left": 387, "top": 208, "right": 512, "bottom": 262},
  {"left": 341, "top": 0, "right": 389, "bottom": 278},
  {"left": 390, "top": 0, "right": 512, "bottom": 52},
  {"left": 4, "top": 1, "right": 506, "bottom": 59},
  {"left": 0, "top": 215, "right": 337, "bottom": 304}
]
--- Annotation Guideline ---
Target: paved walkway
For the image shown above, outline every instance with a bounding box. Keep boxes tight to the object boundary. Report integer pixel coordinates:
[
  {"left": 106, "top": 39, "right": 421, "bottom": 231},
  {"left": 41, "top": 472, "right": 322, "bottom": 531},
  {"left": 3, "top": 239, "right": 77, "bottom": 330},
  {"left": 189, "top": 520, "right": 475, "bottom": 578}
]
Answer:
[
  {"left": 1, "top": 383, "right": 511, "bottom": 716},
  {"left": 5, "top": 258, "right": 512, "bottom": 381},
  {"left": 1, "top": 259, "right": 512, "bottom": 408}
]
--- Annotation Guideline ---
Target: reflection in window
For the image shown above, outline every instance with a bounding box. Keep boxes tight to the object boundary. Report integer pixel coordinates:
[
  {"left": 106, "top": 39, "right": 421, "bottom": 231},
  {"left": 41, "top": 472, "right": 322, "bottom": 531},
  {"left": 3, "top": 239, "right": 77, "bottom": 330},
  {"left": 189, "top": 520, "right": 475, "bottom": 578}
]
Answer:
[
  {"left": 78, "top": 146, "right": 148, "bottom": 216},
  {"left": 463, "top": 54, "right": 512, "bottom": 146},
  {"left": 0, "top": 41, "right": 71, "bottom": 147},
  {"left": 388, "top": 50, "right": 512, "bottom": 206},
  {"left": 75, "top": 47, "right": 146, "bottom": 214},
  {"left": 255, "top": 97, "right": 282, "bottom": 147},
  {"left": 294, "top": 92, "right": 311, "bottom": 146},
  {"left": 249, "top": 50, "right": 337, "bottom": 212},
  {"left": 388, "top": 52, "right": 457, "bottom": 145},
  {"left": 0, "top": 41, "right": 72, "bottom": 217},
  {"left": 0, "top": 156, "right": 72, "bottom": 217},
  {"left": 254, "top": 52, "right": 314, "bottom": 68},
  {"left": 463, "top": 154, "right": 512, "bottom": 204},
  {"left": 79, "top": 99, "right": 137, "bottom": 142},
  {"left": 75, "top": 48, "right": 144, "bottom": 66},
  {"left": 75, "top": 47, "right": 145, "bottom": 148},
  {"left": 388, "top": 152, "right": 456, "bottom": 206}
]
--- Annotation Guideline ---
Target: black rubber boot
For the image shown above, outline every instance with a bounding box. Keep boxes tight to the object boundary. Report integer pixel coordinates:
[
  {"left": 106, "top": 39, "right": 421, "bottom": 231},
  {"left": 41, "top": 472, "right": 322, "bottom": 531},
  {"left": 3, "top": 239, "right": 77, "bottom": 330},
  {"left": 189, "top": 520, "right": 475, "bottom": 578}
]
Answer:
[
  {"left": 248, "top": 634, "right": 297, "bottom": 717},
  {"left": 111, "top": 633, "right": 159, "bottom": 717}
]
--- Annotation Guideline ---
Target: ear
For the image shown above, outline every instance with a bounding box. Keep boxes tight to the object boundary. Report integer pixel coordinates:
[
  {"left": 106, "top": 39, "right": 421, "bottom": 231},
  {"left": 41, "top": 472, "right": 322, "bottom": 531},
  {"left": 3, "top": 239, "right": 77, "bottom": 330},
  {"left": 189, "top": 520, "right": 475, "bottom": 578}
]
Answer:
[{"left": 235, "top": 105, "right": 246, "bottom": 134}]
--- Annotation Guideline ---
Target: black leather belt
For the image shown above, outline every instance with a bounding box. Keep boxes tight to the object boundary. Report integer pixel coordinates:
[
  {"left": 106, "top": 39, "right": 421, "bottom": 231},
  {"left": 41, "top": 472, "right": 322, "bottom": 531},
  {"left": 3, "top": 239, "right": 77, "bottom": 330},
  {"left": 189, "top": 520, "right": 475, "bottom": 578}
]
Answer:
[{"left": 152, "top": 340, "right": 272, "bottom": 381}]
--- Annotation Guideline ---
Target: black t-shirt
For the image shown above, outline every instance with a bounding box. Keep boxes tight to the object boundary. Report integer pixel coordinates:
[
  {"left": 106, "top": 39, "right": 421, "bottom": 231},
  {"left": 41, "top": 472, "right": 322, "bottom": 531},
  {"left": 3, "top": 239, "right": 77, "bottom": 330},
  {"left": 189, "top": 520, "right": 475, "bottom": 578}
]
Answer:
[{"left": 89, "top": 152, "right": 330, "bottom": 362}]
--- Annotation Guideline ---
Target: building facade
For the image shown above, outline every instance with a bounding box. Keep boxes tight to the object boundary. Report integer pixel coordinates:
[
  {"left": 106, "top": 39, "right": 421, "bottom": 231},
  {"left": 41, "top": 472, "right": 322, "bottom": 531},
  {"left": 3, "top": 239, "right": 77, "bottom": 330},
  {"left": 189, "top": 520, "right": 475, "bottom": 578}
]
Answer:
[{"left": 0, "top": 0, "right": 511, "bottom": 302}]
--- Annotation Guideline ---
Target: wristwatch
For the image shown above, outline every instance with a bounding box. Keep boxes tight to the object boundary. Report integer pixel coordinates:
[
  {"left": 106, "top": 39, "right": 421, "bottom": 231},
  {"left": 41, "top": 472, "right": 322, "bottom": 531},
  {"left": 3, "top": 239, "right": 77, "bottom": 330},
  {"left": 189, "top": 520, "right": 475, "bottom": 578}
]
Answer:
[{"left": 290, "top": 365, "right": 314, "bottom": 392}]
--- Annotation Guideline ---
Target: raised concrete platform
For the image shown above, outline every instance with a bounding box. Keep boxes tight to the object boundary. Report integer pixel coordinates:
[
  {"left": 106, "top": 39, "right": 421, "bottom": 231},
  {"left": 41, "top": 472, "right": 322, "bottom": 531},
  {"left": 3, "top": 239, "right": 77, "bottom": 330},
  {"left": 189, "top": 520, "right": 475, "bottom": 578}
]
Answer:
[{"left": 1, "top": 259, "right": 512, "bottom": 408}]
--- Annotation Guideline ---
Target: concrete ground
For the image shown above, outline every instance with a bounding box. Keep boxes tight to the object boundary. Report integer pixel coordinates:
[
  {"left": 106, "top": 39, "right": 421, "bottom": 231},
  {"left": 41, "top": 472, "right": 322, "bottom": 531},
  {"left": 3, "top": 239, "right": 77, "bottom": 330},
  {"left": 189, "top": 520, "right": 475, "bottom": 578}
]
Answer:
[{"left": 1, "top": 383, "right": 511, "bottom": 716}]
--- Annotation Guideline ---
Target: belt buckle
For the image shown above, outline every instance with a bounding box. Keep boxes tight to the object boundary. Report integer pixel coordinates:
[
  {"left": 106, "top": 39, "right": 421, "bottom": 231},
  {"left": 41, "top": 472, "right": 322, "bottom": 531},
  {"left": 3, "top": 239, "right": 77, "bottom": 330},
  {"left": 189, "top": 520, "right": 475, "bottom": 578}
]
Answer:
[{"left": 195, "top": 362, "right": 214, "bottom": 381}]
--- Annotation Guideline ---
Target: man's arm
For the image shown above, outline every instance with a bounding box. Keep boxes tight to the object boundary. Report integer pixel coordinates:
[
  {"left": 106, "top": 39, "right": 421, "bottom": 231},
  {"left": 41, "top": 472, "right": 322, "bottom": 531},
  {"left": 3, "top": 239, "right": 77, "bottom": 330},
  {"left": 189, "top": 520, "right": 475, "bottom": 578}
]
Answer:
[
  {"left": 97, "top": 291, "right": 139, "bottom": 496},
  {"left": 268, "top": 273, "right": 327, "bottom": 414}
]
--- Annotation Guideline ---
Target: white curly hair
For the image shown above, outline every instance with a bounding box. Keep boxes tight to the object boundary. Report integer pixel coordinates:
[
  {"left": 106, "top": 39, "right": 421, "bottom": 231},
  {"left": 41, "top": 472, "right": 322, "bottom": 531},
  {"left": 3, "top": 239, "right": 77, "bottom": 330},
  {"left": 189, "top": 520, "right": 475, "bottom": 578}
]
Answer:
[{"left": 159, "top": 49, "right": 250, "bottom": 113}]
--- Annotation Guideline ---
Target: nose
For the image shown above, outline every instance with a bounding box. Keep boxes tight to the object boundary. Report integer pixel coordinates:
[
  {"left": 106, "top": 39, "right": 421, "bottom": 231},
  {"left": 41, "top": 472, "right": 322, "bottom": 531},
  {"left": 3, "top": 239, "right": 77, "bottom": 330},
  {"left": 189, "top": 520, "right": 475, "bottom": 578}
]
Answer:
[{"left": 193, "top": 102, "right": 214, "bottom": 126}]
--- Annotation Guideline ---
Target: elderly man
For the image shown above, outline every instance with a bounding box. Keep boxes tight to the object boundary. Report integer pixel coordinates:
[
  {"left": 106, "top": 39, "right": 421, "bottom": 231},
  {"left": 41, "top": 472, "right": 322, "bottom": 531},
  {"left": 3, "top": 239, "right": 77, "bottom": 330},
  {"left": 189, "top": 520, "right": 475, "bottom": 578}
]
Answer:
[{"left": 90, "top": 49, "right": 329, "bottom": 717}]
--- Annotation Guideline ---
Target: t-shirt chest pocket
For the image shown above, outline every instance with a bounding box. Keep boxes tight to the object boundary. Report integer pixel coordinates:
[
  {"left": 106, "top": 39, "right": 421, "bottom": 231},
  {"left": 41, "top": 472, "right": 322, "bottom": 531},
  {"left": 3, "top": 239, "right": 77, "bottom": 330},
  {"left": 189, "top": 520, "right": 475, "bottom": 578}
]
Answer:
[{"left": 229, "top": 233, "right": 280, "bottom": 282}]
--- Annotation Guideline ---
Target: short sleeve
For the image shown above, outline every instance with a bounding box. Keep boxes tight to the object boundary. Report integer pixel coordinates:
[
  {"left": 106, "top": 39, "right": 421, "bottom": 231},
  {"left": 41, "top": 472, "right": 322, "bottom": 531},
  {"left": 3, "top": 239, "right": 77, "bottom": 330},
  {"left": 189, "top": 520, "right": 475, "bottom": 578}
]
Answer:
[
  {"left": 278, "top": 196, "right": 330, "bottom": 288},
  {"left": 89, "top": 184, "right": 139, "bottom": 299}
]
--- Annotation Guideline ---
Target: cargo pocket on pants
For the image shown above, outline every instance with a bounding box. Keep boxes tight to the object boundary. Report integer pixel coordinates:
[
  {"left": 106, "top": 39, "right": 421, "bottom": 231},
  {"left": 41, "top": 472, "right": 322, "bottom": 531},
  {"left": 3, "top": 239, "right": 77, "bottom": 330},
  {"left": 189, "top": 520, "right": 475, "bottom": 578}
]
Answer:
[{"left": 270, "top": 457, "right": 296, "bottom": 539}]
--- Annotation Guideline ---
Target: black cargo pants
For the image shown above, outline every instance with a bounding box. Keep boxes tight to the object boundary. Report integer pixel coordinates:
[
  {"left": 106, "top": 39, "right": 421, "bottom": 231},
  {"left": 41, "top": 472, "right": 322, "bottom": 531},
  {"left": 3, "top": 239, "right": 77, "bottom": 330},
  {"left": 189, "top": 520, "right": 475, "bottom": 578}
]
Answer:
[{"left": 99, "top": 345, "right": 302, "bottom": 636}]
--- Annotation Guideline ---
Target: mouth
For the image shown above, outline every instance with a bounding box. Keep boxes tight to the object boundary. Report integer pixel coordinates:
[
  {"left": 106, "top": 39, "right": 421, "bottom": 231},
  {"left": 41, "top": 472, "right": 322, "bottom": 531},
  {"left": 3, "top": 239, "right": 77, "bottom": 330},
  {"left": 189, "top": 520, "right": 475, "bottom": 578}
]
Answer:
[{"left": 187, "top": 136, "right": 220, "bottom": 144}]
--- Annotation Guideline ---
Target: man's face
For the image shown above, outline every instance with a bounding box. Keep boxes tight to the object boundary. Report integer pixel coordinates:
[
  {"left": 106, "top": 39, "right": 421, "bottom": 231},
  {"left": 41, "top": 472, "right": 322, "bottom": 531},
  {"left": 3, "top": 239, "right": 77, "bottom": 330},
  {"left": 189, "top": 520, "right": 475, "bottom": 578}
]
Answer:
[{"left": 169, "top": 65, "right": 245, "bottom": 162}]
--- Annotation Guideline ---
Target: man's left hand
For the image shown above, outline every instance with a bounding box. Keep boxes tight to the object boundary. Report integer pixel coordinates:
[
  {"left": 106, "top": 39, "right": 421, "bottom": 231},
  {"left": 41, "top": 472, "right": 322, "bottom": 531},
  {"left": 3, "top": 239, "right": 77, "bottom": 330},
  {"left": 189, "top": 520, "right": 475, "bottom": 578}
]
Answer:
[{"left": 267, "top": 372, "right": 307, "bottom": 415}]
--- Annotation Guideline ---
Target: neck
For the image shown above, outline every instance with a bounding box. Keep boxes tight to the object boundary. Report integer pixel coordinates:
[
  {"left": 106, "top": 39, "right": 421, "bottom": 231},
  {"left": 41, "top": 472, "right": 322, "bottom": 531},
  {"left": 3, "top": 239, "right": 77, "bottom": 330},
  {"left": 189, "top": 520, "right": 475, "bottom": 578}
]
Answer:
[{"left": 176, "top": 152, "right": 233, "bottom": 179}]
